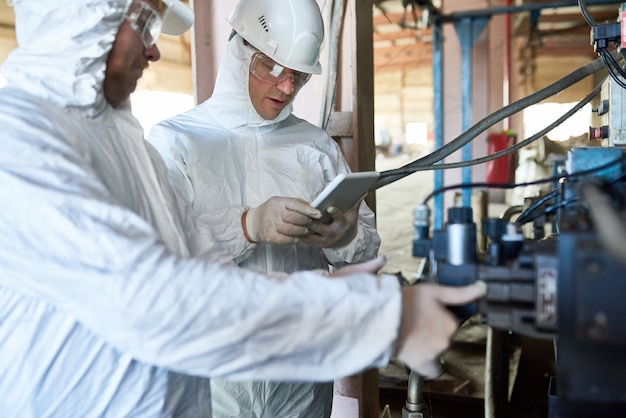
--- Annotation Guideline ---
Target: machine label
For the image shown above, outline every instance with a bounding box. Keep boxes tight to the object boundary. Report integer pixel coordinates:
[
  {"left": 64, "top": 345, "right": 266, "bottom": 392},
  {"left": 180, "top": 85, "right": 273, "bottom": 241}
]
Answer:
[{"left": 537, "top": 267, "right": 558, "bottom": 327}]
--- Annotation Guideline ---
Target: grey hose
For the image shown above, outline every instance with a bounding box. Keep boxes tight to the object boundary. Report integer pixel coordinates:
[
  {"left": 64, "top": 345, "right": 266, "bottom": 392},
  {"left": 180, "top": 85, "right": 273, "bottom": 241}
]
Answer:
[
  {"left": 390, "top": 80, "right": 602, "bottom": 174},
  {"left": 373, "top": 54, "right": 609, "bottom": 190},
  {"left": 578, "top": 0, "right": 597, "bottom": 27}
]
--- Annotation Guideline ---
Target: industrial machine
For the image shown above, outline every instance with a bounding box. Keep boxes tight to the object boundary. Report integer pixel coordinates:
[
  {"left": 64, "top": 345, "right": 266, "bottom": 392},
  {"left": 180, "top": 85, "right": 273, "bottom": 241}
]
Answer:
[
  {"left": 374, "top": 2, "right": 626, "bottom": 417},
  {"left": 412, "top": 146, "right": 626, "bottom": 417}
]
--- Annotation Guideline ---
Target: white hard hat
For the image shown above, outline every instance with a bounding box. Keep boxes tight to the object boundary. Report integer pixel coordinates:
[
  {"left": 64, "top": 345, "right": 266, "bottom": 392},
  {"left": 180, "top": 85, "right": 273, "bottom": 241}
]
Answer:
[
  {"left": 160, "top": 0, "right": 194, "bottom": 36},
  {"left": 227, "top": 0, "right": 324, "bottom": 74}
]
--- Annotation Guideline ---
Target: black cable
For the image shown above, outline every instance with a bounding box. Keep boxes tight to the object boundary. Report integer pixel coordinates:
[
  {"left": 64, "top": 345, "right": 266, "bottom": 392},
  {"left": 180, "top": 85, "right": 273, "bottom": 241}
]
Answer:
[
  {"left": 368, "top": 4, "right": 619, "bottom": 192},
  {"left": 374, "top": 81, "right": 601, "bottom": 176},
  {"left": 517, "top": 171, "right": 626, "bottom": 226},
  {"left": 515, "top": 189, "right": 561, "bottom": 225},
  {"left": 421, "top": 153, "right": 626, "bottom": 204},
  {"left": 602, "top": 47, "right": 626, "bottom": 79},
  {"left": 401, "top": 0, "right": 421, "bottom": 30},
  {"left": 602, "top": 54, "right": 626, "bottom": 89},
  {"left": 518, "top": 197, "right": 579, "bottom": 225},
  {"left": 580, "top": 0, "right": 626, "bottom": 90},
  {"left": 578, "top": 0, "right": 597, "bottom": 27},
  {"left": 421, "top": 181, "right": 532, "bottom": 205},
  {"left": 372, "top": 54, "right": 609, "bottom": 190},
  {"left": 600, "top": 49, "right": 626, "bottom": 89}
]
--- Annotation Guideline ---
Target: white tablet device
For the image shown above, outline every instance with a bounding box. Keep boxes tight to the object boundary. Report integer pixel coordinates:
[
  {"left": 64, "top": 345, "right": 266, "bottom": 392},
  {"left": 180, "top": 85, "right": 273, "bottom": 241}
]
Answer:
[{"left": 310, "top": 171, "right": 380, "bottom": 224}]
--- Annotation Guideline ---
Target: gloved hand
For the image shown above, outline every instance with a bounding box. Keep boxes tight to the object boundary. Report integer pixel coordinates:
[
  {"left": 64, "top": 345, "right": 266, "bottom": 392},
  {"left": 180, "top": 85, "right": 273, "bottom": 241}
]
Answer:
[
  {"left": 245, "top": 197, "right": 322, "bottom": 245},
  {"left": 299, "top": 194, "right": 364, "bottom": 249},
  {"left": 394, "top": 282, "right": 487, "bottom": 378}
]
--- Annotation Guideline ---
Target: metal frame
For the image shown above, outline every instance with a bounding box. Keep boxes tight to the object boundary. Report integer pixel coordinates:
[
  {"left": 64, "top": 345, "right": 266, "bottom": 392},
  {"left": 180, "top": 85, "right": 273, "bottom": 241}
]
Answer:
[{"left": 430, "top": 0, "right": 621, "bottom": 228}]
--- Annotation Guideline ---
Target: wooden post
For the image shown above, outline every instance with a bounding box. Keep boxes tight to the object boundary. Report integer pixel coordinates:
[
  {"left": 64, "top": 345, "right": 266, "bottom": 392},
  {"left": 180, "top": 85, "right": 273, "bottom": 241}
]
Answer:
[
  {"left": 189, "top": 0, "right": 230, "bottom": 104},
  {"left": 329, "top": 0, "right": 377, "bottom": 214},
  {"left": 329, "top": 0, "right": 380, "bottom": 417}
]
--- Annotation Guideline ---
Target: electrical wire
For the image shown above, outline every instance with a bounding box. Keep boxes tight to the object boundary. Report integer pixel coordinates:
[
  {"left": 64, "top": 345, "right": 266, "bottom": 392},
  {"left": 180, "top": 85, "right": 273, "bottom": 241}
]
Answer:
[
  {"left": 365, "top": 3, "right": 620, "bottom": 196},
  {"left": 524, "top": 174, "right": 626, "bottom": 227},
  {"left": 420, "top": 180, "right": 531, "bottom": 205},
  {"left": 602, "top": 47, "right": 626, "bottom": 79},
  {"left": 518, "top": 197, "right": 579, "bottom": 225},
  {"left": 421, "top": 153, "right": 626, "bottom": 205},
  {"left": 401, "top": 0, "right": 420, "bottom": 30},
  {"left": 374, "top": 81, "right": 602, "bottom": 176},
  {"left": 515, "top": 189, "right": 561, "bottom": 225},
  {"left": 578, "top": 0, "right": 597, "bottom": 27},
  {"left": 369, "top": 4, "right": 622, "bottom": 190},
  {"left": 371, "top": 54, "right": 610, "bottom": 190},
  {"left": 599, "top": 48, "right": 626, "bottom": 90},
  {"left": 579, "top": 0, "right": 626, "bottom": 90}
]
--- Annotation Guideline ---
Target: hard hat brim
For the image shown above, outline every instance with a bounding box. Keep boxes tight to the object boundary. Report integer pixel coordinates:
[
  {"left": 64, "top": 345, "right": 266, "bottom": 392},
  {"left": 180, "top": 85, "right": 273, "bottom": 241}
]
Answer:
[{"left": 160, "top": 0, "right": 194, "bottom": 36}]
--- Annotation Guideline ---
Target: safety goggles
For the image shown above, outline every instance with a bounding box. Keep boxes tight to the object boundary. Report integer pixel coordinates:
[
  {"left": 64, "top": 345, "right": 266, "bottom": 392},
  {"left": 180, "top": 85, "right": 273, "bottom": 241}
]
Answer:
[
  {"left": 249, "top": 52, "right": 312, "bottom": 90},
  {"left": 125, "top": 0, "right": 163, "bottom": 49}
]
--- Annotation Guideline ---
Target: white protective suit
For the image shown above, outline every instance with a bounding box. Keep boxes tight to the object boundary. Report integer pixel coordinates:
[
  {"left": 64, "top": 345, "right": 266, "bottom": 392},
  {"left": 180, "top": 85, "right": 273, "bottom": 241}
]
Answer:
[
  {"left": 147, "top": 34, "right": 382, "bottom": 417},
  {"left": 0, "top": 1, "right": 401, "bottom": 417},
  {"left": 0, "top": 0, "right": 401, "bottom": 418}
]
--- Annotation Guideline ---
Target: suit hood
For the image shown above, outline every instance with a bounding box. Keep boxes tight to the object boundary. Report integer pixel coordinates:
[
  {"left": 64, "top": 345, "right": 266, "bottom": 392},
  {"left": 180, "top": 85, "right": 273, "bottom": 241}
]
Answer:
[
  {"left": 1, "top": 0, "right": 129, "bottom": 117},
  {"left": 198, "top": 33, "right": 293, "bottom": 129}
]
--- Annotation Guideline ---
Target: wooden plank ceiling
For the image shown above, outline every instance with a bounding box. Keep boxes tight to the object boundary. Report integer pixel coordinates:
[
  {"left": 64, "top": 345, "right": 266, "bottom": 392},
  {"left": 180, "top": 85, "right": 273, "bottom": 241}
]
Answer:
[
  {"left": 0, "top": 1, "right": 623, "bottom": 76},
  {"left": 372, "top": 0, "right": 622, "bottom": 73}
]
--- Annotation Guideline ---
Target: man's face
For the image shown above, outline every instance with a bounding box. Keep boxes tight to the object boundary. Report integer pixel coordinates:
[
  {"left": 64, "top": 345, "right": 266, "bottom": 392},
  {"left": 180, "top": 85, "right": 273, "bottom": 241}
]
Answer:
[
  {"left": 104, "top": 0, "right": 161, "bottom": 108},
  {"left": 248, "top": 74, "right": 296, "bottom": 120},
  {"left": 247, "top": 52, "right": 311, "bottom": 120}
]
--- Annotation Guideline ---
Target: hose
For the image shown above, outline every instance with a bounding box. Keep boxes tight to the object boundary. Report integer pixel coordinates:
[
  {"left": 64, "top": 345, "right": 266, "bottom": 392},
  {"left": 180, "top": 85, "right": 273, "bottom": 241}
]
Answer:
[{"left": 372, "top": 54, "right": 610, "bottom": 190}]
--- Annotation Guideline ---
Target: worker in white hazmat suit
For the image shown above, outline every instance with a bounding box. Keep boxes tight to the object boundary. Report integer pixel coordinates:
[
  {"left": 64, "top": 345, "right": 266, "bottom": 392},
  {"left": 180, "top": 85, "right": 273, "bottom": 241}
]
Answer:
[
  {"left": 147, "top": 0, "right": 380, "bottom": 415},
  {"left": 0, "top": 0, "right": 486, "bottom": 416}
]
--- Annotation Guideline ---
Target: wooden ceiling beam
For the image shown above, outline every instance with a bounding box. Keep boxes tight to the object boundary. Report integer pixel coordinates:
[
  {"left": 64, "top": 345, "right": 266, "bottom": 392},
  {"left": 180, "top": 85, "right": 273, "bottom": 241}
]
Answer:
[
  {"left": 513, "top": 10, "right": 617, "bottom": 37},
  {"left": 374, "top": 58, "right": 431, "bottom": 73},
  {"left": 374, "top": 43, "right": 431, "bottom": 58},
  {"left": 375, "top": 51, "right": 432, "bottom": 72},
  {"left": 528, "top": 42, "right": 597, "bottom": 58},
  {"left": 374, "top": 28, "right": 432, "bottom": 42}
]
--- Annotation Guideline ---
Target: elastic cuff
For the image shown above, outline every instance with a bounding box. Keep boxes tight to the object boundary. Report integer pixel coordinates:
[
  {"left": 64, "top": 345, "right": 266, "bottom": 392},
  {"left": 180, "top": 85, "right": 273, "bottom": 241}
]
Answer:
[{"left": 241, "top": 209, "right": 257, "bottom": 243}]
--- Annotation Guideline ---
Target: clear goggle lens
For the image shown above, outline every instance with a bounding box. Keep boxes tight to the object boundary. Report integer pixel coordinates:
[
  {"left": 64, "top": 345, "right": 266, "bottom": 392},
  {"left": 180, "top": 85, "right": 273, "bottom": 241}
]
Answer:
[
  {"left": 249, "top": 52, "right": 312, "bottom": 90},
  {"left": 125, "top": 0, "right": 163, "bottom": 49}
]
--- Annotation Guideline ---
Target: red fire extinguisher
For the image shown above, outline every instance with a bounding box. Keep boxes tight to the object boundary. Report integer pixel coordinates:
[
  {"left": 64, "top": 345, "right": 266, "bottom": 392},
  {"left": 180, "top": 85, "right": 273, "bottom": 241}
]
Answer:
[{"left": 486, "top": 132, "right": 516, "bottom": 183}]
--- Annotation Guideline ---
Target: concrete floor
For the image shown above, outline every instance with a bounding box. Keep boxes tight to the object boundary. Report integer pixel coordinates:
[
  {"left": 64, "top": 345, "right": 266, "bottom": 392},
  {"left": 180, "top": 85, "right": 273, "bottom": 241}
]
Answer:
[{"left": 374, "top": 154, "right": 432, "bottom": 281}]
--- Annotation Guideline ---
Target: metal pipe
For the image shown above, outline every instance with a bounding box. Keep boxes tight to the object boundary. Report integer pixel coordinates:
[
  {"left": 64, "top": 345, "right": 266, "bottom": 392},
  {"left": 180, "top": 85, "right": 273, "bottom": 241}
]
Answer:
[
  {"left": 403, "top": 370, "right": 430, "bottom": 418},
  {"left": 460, "top": 16, "right": 473, "bottom": 207},
  {"left": 501, "top": 205, "right": 524, "bottom": 221},
  {"left": 433, "top": 15, "right": 444, "bottom": 229},
  {"left": 320, "top": 0, "right": 344, "bottom": 130}
]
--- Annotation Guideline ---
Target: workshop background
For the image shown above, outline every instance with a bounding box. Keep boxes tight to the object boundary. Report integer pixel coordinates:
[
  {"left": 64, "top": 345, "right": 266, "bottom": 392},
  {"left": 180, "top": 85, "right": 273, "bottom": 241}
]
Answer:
[{"left": 1, "top": 1, "right": 623, "bottom": 417}]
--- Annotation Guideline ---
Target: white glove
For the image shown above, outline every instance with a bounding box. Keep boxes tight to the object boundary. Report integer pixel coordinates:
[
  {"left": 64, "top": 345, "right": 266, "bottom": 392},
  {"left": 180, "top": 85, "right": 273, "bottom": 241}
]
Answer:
[
  {"left": 244, "top": 197, "right": 322, "bottom": 245},
  {"left": 300, "top": 195, "right": 363, "bottom": 249}
]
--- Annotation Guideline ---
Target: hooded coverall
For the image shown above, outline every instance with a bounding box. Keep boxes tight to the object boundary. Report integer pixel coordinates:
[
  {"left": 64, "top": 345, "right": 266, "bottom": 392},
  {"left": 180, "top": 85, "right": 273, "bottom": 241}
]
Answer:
[
  {"left": 0, "top": 1, "right": 400, "bottom": 417},
  {"left": 148, "top": 34, "right": 381, "bottom": 417}
]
